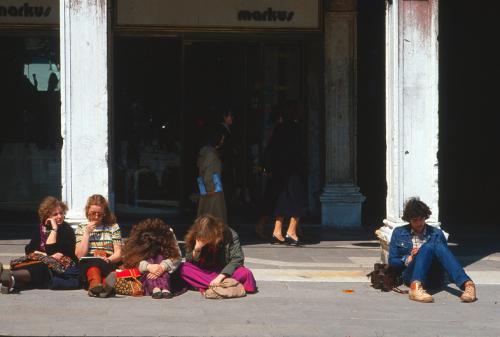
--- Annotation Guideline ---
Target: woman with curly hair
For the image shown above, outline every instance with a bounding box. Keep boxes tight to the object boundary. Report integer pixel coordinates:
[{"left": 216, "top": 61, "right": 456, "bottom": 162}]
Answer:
[
  {"left": 389, "top": 197, "right": 476, "bottom": 303},
  {"left": 120, "top": 218, "right": 181, "bottom": 299},
  {"left": 1, "top": 196, "right": 79, "bottom": 293},
  {"left": 75, "top": 194, "right": 122, "bottom": 297},
  {"left": 179, "top": 214, "right": 257, "bottom": 293}
]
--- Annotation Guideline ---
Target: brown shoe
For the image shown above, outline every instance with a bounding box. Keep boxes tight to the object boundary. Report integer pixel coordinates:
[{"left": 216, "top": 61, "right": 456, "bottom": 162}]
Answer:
[
  {"left": 460, "top": 281, "right": 477, "bottom": 303},
  {"left": 409, "top": 281, "right": 434, "bottom": 303}
]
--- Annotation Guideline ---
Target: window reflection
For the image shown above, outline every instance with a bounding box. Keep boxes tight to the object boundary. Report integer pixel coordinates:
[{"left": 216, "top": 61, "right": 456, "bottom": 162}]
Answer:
[{"left": 0, "top": 35, "right": 61, "bottom": 204}]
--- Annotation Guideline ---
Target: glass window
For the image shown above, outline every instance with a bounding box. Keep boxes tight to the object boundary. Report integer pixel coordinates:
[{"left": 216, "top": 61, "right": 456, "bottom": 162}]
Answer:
[{"left": 0, "top": 35, "right": 61, "bottom": 205}]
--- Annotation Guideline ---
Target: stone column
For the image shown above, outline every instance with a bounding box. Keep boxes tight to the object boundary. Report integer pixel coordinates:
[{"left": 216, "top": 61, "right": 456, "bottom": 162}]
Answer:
[
  {"left": 385, "top": 0, "right": 439, "bottom": 227},
  {"left": 320, "top": 0, "right": 365, "bottom": 228},
  {"left": 60, "top": 0, "right": 111, "bottom": 223}
]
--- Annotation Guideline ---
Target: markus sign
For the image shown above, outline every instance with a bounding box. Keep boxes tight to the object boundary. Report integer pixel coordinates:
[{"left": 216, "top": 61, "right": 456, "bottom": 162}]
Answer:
[
  {"left": 0, "top": 0, "right": 58, "bottom": 25},
  {"left": 116, "top": 0, "right": 320, "bottom": 31},
  {"left": 238, "top": 8, "right": 295, "bottom": 23},
  {"left": 0, "top": 3, "right": 52, "bottom": 18}
]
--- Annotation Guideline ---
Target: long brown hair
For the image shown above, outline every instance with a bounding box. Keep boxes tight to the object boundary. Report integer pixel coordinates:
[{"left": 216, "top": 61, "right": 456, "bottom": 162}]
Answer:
[
  {"left": 84, "top": 194, "right": 116, "bottom": 224},
  {"left": 122, "top": 218, "right": 180, "bottom": 269},
  {"left": 38, "top": 196, "right": 68, "bottom": 223},
  {"left": 184, "top": 214, "right": 226, "bottom": 251}
]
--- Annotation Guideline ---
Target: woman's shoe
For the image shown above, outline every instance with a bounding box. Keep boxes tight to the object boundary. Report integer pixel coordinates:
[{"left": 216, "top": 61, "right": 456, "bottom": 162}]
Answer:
[
  {"left": 99, "top": 273, "right": 117, "bottom": 298},
  {"left": 270, "top": 235, "right": 286, "bottom": 245},
  {"left": 162, "top": 290, "right": 173, "bottom": 299},
  {"left": 88, "top": 284, "right": 103, "bottom": 297},
  {"left": 152, "top": 291, "right": 163, "bottom": 299},
  {"left": 285, "top": 235, "right": 301, "bottom": 246}
]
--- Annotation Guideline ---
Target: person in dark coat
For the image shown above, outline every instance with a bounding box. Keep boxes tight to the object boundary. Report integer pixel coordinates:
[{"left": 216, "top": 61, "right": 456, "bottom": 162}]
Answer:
[
  {"left": 0, "top": 196, "right": 79, "bottom": 293},
  {"left": 266, "top": 103, "right": 307, "bottom": 246},
  {"left": 217, "top": 109, "right": 239, "bottom": 205}
]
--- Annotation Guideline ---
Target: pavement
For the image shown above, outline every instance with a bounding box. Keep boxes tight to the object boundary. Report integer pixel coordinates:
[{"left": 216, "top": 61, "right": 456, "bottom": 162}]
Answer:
[{"left": 0, "top": 221, "right": 499, "bottom": 336}]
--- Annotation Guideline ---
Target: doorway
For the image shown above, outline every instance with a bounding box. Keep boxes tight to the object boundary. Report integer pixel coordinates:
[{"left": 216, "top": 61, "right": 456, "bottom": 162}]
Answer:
[{"left": 113, "top": 36, "right": 308, "bottom": 218}]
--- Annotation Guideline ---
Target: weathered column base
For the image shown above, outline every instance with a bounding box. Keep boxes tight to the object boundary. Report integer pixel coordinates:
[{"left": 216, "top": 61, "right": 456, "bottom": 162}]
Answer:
[{"left": 320, "top": 184, "right": 365, "bottom": 228}]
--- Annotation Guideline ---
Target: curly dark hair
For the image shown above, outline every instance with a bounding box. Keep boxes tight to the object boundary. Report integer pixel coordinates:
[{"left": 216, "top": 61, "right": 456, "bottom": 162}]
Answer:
[
  {"left": 84, "top": 194, "right": 116, "bottom": 224},
  {"left": 122, "top": 218, "right": 180, "bottom": 269},
  {"left": 184, "top": 214, "right": 226, "bottom": 251},
  {"left": 402, "top": 197, "right": 432, "bottom": 222},
  {"left": 38, "top": 196, "right": 68, "bottom": 223}
]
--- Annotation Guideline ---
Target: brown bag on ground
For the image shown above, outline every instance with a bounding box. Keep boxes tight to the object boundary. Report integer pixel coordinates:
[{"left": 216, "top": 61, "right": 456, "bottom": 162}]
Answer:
[
  {"left": 367, "top": 263, "right": 405, "bottom": 293},
  {"left": 204, "top": 278, "right": 246, "bottom": 299}
]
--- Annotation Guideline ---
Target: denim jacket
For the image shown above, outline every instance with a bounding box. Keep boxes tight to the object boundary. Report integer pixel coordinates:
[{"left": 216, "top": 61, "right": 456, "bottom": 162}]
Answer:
[{"left": 388, "top": 224, "right": 447, "bottom": 268}]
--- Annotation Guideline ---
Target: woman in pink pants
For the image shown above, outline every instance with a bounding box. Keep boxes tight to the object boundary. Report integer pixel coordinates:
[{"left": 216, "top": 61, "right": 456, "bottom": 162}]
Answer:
[{"left": 179, "top": 214, "right": 257, "bottom": 293}]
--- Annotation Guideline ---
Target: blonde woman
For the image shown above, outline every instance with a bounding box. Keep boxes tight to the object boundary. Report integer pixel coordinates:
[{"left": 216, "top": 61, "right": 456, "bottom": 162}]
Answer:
[{"left": 75, "top": 194, "right": 122, "bottom": 297}]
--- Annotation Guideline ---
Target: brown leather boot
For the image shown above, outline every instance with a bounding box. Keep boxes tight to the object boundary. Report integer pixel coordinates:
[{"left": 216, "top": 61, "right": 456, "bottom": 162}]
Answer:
[
  {"left": 460, "top": 280, "right": 477, "bottom": 302},
  {"left": 409, "top": 281, "right": 434, "bottom": 303},
  {"left": 86, "top": 266, "right": 103, "bottom": 297}
]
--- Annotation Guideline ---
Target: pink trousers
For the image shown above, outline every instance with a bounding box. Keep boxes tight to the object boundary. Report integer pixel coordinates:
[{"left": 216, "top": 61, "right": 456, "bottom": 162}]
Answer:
[{"left": 179, "top": 261, "right": 257, "bottom": 293}]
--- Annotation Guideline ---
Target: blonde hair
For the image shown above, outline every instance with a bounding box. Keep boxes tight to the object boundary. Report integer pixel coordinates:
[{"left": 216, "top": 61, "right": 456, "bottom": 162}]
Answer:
[{"left": 84, "top": 194, "right": 116, "bottom": 224}]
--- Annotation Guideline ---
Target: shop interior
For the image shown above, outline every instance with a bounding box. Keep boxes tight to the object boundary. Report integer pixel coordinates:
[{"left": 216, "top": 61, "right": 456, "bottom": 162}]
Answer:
[{"left": 112, "top": 36, "right": 310, "bottom": 219}]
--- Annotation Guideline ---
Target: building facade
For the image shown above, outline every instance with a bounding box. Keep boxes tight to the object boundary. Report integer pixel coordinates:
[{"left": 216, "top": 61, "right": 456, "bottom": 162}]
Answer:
[{"left": 0, "top": 0, "right": 440, "bottom": 229}]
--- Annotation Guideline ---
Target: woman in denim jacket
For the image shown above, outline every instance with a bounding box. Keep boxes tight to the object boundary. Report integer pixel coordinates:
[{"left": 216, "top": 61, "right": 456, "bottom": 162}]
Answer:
[{"left": 388, "top": 197, "right": 476, "bottom": 303}]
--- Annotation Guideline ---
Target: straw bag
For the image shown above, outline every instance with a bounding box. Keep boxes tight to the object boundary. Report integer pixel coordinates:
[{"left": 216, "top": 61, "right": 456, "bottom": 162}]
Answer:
[{"left": 204, "top": 278, "right": 246, "bottom": 299}]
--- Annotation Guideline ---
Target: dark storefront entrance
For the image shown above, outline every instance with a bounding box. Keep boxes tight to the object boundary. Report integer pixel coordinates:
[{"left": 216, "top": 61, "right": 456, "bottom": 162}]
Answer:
[
  {"left": 0, "top": 33, "right": 61, "bottom": 207},
  {"left": 113, "top": 36, "right": 311, "bottom": 219}
]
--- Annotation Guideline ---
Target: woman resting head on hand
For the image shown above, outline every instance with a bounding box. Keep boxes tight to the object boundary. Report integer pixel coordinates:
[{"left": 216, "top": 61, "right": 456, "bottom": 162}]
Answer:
[
  {"left": 120, "top": 218, "right": 182, "bottom": 299},
  {"left": 1, "top": 196, "right": 78, "bottom": 293},
  {"left": 179, "top": 214, "right": 257, "bottom": 294}
]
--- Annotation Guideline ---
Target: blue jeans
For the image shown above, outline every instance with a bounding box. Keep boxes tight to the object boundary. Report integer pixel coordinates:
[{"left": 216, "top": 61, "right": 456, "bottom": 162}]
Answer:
[{"left": 403, "top": 238, "right": 470, "bottom": 289}]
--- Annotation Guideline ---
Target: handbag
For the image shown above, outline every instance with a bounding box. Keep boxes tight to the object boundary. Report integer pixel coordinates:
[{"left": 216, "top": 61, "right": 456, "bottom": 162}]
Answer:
[
  {"left": 114, "top": 268, "right": 143, "bottom": 296},
  {"left": 367, "top": 263, "right": 405, "bottom": 293},
  {"left": 11, "top": 252, "right": 74, "bottom": 274},
  {"left": 204, "top": 278, "right": 246, "bottom": 299}
]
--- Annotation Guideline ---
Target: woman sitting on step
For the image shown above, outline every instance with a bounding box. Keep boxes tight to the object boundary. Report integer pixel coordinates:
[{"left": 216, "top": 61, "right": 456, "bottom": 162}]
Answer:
[
  {"left": 75, "top": 194, "right": 122, "bottom": 298},
  {"left": 179, "top": 214, "right": 257, "bottom": 294},
  {"left": 1, "top": 196, "right": 79, "bottom": 293},
  {"left": 118, "top": 218, "right": 182, "bottom": 299}
]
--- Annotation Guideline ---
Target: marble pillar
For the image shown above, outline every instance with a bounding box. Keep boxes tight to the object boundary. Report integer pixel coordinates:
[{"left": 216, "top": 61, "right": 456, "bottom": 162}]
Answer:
[
  {"left": 321, "top": 0, "right": 365, "bottom": 228},
  {"left": 385, "top": 0, "right": 439, "bottom": 228},
  {"left": 60, "top": 0, "right": 111, "bottom": 224}
]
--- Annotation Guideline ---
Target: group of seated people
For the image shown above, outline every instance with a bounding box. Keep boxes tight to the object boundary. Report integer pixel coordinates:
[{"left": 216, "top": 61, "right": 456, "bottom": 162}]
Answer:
[
  {"left": 0, "top": 195, "right": 477, "bottom": 303},
  {"left": 0, "top": 195, "right": 257, "bottom": 299}
]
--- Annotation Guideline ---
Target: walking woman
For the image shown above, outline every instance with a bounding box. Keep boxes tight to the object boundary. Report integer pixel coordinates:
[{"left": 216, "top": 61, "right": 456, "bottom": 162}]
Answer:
[
  {"left": 179, "top": 214, "right": 257, "bottom": 293},
  {"left": 197, "top": 125, "right": 227, "bottom": 224},
  {"left": 120, "top": 218, "right": 182, "bottom": 299},
  {"left": 1, "top": 196, "right": 79, "bottom": 293},
  {"left": 267, "top": 102, "right": 307, "bottom": 246},
  {"left": 75, "top": 194, "right": 122, "bottom": 297}
]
